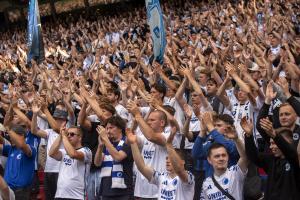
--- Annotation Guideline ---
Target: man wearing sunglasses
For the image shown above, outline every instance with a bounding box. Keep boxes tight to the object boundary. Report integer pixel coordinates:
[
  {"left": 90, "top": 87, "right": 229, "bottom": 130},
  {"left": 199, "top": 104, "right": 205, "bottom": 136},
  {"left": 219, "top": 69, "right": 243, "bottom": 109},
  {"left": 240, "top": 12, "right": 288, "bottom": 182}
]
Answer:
[{"left": 48, "top": 125, "right": 91, "bottom": 200}]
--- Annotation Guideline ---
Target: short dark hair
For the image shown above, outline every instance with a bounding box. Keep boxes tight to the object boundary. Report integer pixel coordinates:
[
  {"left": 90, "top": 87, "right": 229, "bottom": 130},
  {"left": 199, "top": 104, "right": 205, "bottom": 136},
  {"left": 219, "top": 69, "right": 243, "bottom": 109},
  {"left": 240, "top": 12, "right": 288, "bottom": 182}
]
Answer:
[
  {"left": 207, "top": 143, "right": 228, "bottom": 157},
  {"left": 99, "top": 103, "right": 116, "bottom": 116},
  {"left": 216, "top": 114, "right": 234, "bottom": 126},
  {"left": 107, "top": 88, "right": 121, "bottom": 100},
  {"left": 151, "top": 83, "right": 167, "bottom": 99},
  {"left": 207, "top": 78, "right": 217, "bottom": 85},
  {"left": 106, "top": 115, "right": 126, "bottom": 134},
  {"left": 162, "top": 105, "right": 175, "bottom": 116},
  {"left": 108, "top": 81, "right": 119, "bottom": 90},
  {"left": 279, "top": 102, "right": 292, "bottom": 110}
]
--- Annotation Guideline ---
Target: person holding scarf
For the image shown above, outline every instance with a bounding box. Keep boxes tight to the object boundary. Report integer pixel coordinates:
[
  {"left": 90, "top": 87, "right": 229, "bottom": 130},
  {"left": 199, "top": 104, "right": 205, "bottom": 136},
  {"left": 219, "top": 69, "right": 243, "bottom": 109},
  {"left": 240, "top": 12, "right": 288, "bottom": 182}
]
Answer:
[{"left": 94, "top": 116, "right": 134, "bottom": 200}]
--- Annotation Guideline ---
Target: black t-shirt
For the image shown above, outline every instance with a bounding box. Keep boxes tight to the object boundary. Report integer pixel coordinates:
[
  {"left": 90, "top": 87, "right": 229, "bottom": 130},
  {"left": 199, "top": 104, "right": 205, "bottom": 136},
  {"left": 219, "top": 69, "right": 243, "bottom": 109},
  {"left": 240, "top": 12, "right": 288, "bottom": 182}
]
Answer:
[
  {"left": 81, "top": 121, "right": 101, "bottom": 170},
  {"left": 100, "top": 141, "right": 134, "bottom": 197}
]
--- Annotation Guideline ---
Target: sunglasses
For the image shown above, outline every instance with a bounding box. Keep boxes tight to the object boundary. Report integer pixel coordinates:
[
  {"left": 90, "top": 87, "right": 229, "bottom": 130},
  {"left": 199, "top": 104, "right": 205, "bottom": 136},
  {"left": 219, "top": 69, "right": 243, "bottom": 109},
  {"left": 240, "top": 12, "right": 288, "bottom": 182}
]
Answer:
[{"left": 67, "top": 132, "right": 79, "bottom": 137}]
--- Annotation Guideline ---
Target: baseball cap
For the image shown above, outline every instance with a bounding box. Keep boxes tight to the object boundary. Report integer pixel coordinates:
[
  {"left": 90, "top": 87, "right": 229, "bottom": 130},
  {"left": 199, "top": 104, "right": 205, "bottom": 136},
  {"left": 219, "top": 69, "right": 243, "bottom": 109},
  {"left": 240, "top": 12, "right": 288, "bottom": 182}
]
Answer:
[
  {"left": 53, "top": 109, "right": 68, "bottom": 120},
  {"left": 11, "top": 125, "right": 27, "bottom": 136}
]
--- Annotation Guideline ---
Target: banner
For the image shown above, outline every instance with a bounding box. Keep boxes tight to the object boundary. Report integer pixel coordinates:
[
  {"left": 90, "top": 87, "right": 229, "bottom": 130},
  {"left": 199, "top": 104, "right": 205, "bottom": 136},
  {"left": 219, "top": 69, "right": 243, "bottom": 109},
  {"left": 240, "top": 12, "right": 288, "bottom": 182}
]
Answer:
[
  {"left": 145, "top": 0, "right": 166, "bottom": 64},
  {"left": 27, "top": 0, "right": 45, "bottom": 64}
]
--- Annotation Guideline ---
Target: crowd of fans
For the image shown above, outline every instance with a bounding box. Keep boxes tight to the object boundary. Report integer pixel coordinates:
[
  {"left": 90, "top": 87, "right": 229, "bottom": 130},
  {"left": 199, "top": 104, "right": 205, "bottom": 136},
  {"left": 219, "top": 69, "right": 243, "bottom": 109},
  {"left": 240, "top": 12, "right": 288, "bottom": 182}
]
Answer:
[{"left": 0, "top": 0, "right": 300, "bottom": 199}]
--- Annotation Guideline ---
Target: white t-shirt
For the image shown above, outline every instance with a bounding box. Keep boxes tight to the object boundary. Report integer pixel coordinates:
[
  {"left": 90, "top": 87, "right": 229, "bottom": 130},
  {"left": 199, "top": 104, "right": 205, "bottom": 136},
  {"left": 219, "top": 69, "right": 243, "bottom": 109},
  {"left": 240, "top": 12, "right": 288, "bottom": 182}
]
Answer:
[
  {"left": 55, "top": 147, "right": 92, "bottom": 199},
  {"left": 134, "top": 130, "right": 170, "bottom": 198},
  {"left": 44, "top": 129, "right": 64, "bottom": 173},
  {"left": 189, "top": 104, "right": 213, "bottom": 132},
  {"left": 37, "top": 116, "right": 49, "bottom": 146},
  {"left": 150, "top": 171, "right": 195, "bottom": 200},
  {"left": 164, "top": 97, "right": 192, "bottom": 149},
  {"left": 225, "top": 92, "right": 260, "bottom": 139},
  {"left": 115, "top": 104, "right": 132, "bottom": 127},
  {"left": 200, "top": 165, "right": 247, "bottom": 200},
  {"left": 0, "top": 187, "right": 15, "bottom": 200}
]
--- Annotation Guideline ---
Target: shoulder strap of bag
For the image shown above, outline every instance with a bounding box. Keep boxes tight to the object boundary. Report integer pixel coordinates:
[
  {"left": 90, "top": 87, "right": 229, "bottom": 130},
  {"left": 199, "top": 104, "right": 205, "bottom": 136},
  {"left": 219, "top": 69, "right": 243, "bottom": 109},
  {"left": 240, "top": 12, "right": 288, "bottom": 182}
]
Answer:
[{"left": 211, "top": 175, "right": 235, "bottom": 200}]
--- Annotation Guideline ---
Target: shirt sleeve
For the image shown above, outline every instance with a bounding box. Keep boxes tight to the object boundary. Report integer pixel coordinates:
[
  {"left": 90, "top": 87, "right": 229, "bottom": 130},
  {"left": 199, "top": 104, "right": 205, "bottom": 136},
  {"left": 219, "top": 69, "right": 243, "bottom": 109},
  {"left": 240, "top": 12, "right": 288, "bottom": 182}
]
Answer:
[
  {"left": 183, "top": 171, "right": 194, "bottom": 186},
  {"left": 27, "top": 144, "right": 37, "bottom": 158},
  {"left": 124, "top": 142, "right": 133, "bottom": 157},
  {"left": 149, "top": 170, "right": 161, "bottom": 186},
  {"left": 2, "top": 145, "right": 11, "bottom": 157},
  {"left": 200, "top": 180, "right": 208, "bottom": 200},
  {"left": 81, "top": 147, "right": 92, "bottom": 163},
  {"left": 230, "top": 164, "right": 247, "bottom": 182},
  {"left": 8, "top": 186, "right": 15, "bottom": 200}
]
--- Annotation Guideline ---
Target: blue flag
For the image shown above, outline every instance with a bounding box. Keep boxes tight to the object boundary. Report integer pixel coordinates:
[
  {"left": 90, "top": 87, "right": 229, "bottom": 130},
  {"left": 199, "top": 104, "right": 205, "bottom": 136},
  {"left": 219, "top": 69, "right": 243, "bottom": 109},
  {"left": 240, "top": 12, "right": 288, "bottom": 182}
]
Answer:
[
  {"left": 27, "top": 0, "right": 44, "bottom": 64},
  {"left": 145, "top": 0, "right": 166, "bottom": 64}
]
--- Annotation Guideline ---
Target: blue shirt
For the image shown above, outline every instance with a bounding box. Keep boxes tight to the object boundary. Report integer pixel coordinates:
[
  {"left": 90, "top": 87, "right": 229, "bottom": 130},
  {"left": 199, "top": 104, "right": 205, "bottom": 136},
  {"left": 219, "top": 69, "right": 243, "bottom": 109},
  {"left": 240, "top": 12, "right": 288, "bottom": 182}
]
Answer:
[
  {"left": 192, "top": 129, "right": 239, "bottom": 177},
  {"left": 2, "top": 132, "right": 39, "bottom": 189}
]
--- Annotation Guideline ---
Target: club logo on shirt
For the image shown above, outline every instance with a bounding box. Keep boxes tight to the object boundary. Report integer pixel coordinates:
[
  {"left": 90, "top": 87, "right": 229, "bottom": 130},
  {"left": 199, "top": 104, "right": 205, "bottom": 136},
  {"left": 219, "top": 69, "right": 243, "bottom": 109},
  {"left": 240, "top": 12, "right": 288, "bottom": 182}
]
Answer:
[
  {"left": 293, "top": 133, "right": 299, "bottom": 141},
  {"left": 143, "top": 150, "right": 155, "bottom": 159},
  {"left": 16, "top": 154, "right": 22, "bottom": 160},
  {"left": 222, "top": 178, "right": 229, "bottom": 185},
  {"left": 63, "top": 157, "right": 73, "bottom": 166},
  {"left": 285, "top": 163, "right": 291, "bottom": 171},
  {"left": 190, "top": 117, "right": 198, "bottom": 123},
  {"left": 172, "top": 179, "right": 178, "bottom": 186}
]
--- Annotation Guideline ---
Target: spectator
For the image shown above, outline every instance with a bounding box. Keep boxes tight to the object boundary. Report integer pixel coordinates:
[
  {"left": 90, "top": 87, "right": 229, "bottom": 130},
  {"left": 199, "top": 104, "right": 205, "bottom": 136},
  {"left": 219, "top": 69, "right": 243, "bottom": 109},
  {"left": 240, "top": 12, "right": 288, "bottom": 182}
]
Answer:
[
  {"left": 200, "top": 122, "right": 248, "bottom": 200},
  {"left": 127, "top": 125, "right": 195, "bottom": 200},
  {"left": 127, "top": 101, "right": 170, "bottom": 199},
  {"left": 94, "top": 116, "right": 134, "bottom": 200},
  {"left": 49, "top": 126, "right": 92, "bottom": 200},
  {"left": 31, "top": 101, "right": 69, "bottom": 200},
  {"left": 245, "top": 117, "right": 300, "bottom": 200}
]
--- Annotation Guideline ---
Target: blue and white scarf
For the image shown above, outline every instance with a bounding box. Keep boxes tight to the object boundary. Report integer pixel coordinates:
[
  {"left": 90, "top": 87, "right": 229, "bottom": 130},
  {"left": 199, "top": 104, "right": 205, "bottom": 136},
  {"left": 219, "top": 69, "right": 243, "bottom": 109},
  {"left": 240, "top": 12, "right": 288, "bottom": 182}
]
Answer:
[{"left": 100, "top": 137, "right": 127, "bottom": 189}]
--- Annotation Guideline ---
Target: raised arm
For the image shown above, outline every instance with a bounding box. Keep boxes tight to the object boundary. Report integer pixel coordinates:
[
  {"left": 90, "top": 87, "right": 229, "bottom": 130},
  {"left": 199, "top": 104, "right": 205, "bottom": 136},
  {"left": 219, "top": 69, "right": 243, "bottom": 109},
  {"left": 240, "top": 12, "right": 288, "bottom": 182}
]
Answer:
[
  {"left": 96, "top": 126, "right": 127, "bottom": 162},
  {"left": 224, "top": 126, "right": 248, "bottom": 173},
  {"left": 180, "top": 66, "right": 210, "bottom": 109},
  {"left": 61, "top": 128, "right": 85, "bottom": 161},
  {"left": 12, "top": 107, "right": 32, "bottom": 128},
  {"left": 175, "top": 76, "right": 188, "bottom": 108},
  {"left": 153, "top": 62, "right": 178, "bottom": 91},
  {"left": 278, "top": 77, "right": 300, "bottom": 116},
  {"left": 31, "top": 102, "right": 47, "bottom": 139},
  {"left": 94, "top": 131, "right": 104, "bottom": 167},
  {"left": 182, "top": 104, "right": 194, "bottom": 141},
  {"left": 225, "top": 62, "right": 251, "bottom": 93},
  {"left": 127, "top": 101, "right": 166, "bottom": 146},
  {"left": 166, "top": 126, "right": 190, "bottom": 183},
  {"left": 5, "top": 127, "right": 32, "bottom": 157},
  {"left": 81, "top": 88, "right": 106, "bottom": 122},
  {"left": 216, "top": 74, "right": 231, "bottom": 108},
  {"left": 49, "top": 133, "right": 63, "bottom": 161},
  {"left": 241, "top": 117, "right": 266, "bottom": 168},
  {"left": 62, "top": 89, "right": 75, "bottom": 125},
  {"left": 3, "top": 104, "right": 14, "bottom": 128},
  {"left": 127, "top": 130, "right": 154, "bottom": 182}
]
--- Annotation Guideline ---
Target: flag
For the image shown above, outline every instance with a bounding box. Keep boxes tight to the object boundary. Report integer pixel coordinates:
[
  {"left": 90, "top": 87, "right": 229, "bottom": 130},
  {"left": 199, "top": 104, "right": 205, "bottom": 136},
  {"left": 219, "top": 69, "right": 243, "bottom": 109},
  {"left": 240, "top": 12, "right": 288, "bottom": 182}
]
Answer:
[
  {"left": 27, "top": 0, "right": 44, "bottom": 64},
  {"left": 145, "top": 0, "right": 166, "bottom": 64}
]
